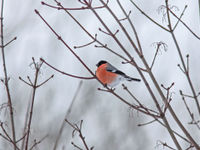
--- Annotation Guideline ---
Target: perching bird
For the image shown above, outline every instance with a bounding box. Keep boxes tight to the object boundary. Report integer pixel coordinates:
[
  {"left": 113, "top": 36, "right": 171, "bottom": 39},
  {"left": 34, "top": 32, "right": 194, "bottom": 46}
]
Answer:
[{"left": 96, "top": 60, "right": 141, "bottom": 87}]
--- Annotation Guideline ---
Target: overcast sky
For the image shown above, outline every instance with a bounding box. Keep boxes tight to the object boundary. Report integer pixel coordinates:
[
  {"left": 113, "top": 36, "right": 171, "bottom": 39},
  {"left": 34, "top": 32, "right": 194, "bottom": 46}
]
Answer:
[{"left": 0, "top": 0, "right": 200, "bottom": 149}]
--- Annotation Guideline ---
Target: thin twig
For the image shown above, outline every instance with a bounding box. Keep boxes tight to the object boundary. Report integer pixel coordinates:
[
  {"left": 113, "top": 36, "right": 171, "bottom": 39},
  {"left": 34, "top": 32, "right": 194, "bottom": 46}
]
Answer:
[
  {"left": 65, "top": 119, "right": 90, "bottom": 150},
  {"left": 167, "top": 6, "right": 200, "bottom": 40},
  {"left": 52, "top": 0, "right": 130, "bottom": 63},
  {"left": 167, "top": 0, "right": 200, "bottom": 116},
  {"left": 35, "top": 10, "right": 96, "bottom": 78},
  {"left": 117, "top": 0, "right": 143, "bottom": 54},
  {"left": 0, "top": 0, "right": 16, "bottom": 149},
  {"left": 74, "top": 35, "right": 97, "bottom": 49},
  {"left": 24, "top": 61, "right": 41, "bottom": 150},
  {"left": 129, "top": 0, "right": 169, "bottom": 32},
  {"left": 98, "top": 87, "right": 161, "bottom": 118},
  {"left": 0, "top": 122, "right": 20, "bottom": 150},
  {"left": 20, "top": 94, "right": 31, "bottom": 150},
  {"left": 71, "top": 142, "right": 83, "bottom": 150},
  {"left": 16, "top": 132, "right": 27, "bottom": 143},
  {"left": 40, "top": 58, "right": 95, "bottom": 80},
  {"left": 36, "top": 74, "right": 54, "bottom": 88},
  {"left": 157, "top": 140, "right": 176, "bottom": 150},
  {"left": 19, "top": 76, "right": 33, "bottom": 86},
  {"left": 173, "top": 5, "right": 187, "bottom": 31},
  {"left": 165, "top": 1, "right": 200, "bottom": 148},
  {"left": 180, "top": 90, "right": 200, "bottom": 130},
  {"left": 122, "top": 84, "right": 159, "bottom": 116},
  {"left": 150, "top": 41, "right": 167, "bottom": 70},
  {"left": 29, "top": 135, "right": 48, "bottom": 150},
  {"left": 41, "top": 0, "right": 109, "bottom": 11},
  {"left": 1, "top": 36, "right": 17, "bottom": 48},
  {"left": 138, "top": 119, "right": 157, "bottom": 126}
]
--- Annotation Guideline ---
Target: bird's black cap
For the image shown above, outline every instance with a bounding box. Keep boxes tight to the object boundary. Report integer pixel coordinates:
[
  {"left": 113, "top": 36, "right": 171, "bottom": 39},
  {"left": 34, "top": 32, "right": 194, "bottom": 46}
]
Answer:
[{"left": 96, "top": 60, "right": 107, "bottom": 67}]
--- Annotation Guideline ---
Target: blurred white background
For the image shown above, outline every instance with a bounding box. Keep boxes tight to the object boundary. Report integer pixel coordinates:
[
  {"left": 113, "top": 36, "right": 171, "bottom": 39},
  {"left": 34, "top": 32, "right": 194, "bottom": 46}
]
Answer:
[{"left": 0, "top": 0, "right": 200, "bottom": 149}]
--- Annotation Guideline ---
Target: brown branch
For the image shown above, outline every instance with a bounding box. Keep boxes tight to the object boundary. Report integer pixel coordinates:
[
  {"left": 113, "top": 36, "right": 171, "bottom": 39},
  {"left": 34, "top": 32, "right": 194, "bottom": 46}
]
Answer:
[
  {"left": 180, "top": 90, "right": 200, "bottom": 130},
  {"left": 53, "top": 0, "right": 130, "bottom": 63},
  {"left": 122, "top": 84, "right": 190, "bottom": 143},
  {"left": 99, "top": 0, "right": 140, "bottom": 57},
  {"left": 71, "top": 142, "right": 83, "bottom": 150},
  {"left": 36, "top": 2, "right": 190, "bottom": 148},
  {"left": 121, "top": 60, "right": 147, "bottom": 72},
  {"left": 96, "top": 1, "right": 182, "bottom": 148},
  {"left": 19, "top": 76, "right": 33, "bottom": 86},
  {"left": 138, "top": 119, "right": 157, "bottom": 127},
  {"left": 157, "top": 140, "right": 176, "bottom": 150},
  {"left": 99, "top": 27, "right": 111, "bottom": 36},
  {"left": 36, "top": 74, "right": 54, "bottom": 88},
  {"left": 119, "top": 10, "right": 131, "bottom": 21},
  {"left": 65, "top": 119, "right": 90, "bottom": 150},
  {"left": 0, "top": 0, "right": 16, "bottom": 149},
  {"left": 165, "top": 1, "right": 200, "bottom": 148},
  {"left": 150, "top": 41, "right": 167, "bottom": 70},
  {"left": 117, "top": 0, "right": 143, "bottom": 54},
  {"left": 41, "top": 0, "right": 109, "bottom": 11},
  {"left": 122, "top": 84, "right": 159, "bottom": 116},
  {"left": 0, "top": 36, "right": 17, "bottom": 48},
  {"left": 0, "top": 122, "right": 20, "bottom": 150},
  {"left": 161, "top": 83, "right": 175, "bottom": 113},
  {"left": 173, "top": 5, "right": 187, "bottom": 31},
  {"left": 20, "top": 96, "right": 31, "bottom": 150},
  {"left": 35, "top": 7, "right": 148, "bottom": 120},
  {"left": 16, "top": 132, "right": 27, "bottom": 143},
  {"left": 35, "top": 10, "right": 96, "bottom": 79},
  {"left": 21, "top": 58, "right": 52, "bottom": 150},
  {"left": 98, "top": 87, "right": 161, "bottom": 118},
  {"left": 24, "top": 60, "right": 41, "bottom": 150},
  {"left": 130, "top": 0, "right": 169, "bottom": 32},
  {"left": 74, "top": 34, "right": 97, "bottom": 49},
  {"left": 167, "top": 6, "right": 200, "bottom": 40},
  {"left": 40, "top": 58, "right": 95, "bottom": 80},
  {"left": 29, "top": 135, "right": 48, "bottom": 150}
]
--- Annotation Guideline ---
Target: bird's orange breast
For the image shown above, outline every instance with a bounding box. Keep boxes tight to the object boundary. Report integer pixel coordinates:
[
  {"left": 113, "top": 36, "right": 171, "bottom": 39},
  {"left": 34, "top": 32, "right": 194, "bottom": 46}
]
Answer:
[{"left": 96, "top": 64, "right": 117, "bottom": 85}]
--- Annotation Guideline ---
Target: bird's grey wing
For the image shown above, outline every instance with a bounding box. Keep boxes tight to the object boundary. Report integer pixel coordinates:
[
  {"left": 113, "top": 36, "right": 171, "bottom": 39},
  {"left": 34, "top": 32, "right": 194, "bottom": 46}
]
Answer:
[{"left": 106, "top": 63, "right": 126, "bottom": 76}]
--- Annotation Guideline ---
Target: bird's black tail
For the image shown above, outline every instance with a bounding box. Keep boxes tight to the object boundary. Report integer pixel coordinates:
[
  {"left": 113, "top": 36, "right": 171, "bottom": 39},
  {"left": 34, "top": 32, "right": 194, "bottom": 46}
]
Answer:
[{"left": 124, "top": 75, "right": 141, "bottom": 82}]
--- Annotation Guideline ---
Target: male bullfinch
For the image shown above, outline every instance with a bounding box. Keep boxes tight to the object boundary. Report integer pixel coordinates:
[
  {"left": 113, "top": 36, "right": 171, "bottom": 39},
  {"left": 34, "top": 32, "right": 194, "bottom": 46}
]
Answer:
[{"left": 96, "top": 60, "right": 141, "bottom": 87}]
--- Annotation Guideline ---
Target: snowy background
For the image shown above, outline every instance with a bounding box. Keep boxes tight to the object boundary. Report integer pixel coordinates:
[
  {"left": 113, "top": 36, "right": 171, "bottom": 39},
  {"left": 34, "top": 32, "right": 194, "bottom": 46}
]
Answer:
[{"left": 0, "top": 0, "right": 200, "bottom": 149}]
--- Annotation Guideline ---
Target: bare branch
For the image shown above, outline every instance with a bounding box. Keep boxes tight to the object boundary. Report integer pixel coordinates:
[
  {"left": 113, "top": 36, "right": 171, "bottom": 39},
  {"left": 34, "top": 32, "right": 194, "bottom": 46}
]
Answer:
[
  {"left": 36, "top": 74, "right": 54, "bottom": 88},
  {"left": 138, "top": 119, "right": 157, "bottom": 127},
  {"left": 74, "top": 34, "right": 97, "bottom": 49},
  {"left": 40, "top": 58, "right": 95, "bottom": 80},
  {"left": 150, "top": 41, "right": 168, "bottom": 70},
  {"left": 65, "top": 119, "right": 90, "bottom": 150},
  {"left": 29, "top": 135, "right": 48, "bottom": 150},
  {"left": 173, "top": 5, "right": 187, "bottom": 31},
  {"left": 130, "top": 0, "right": 169, "bottom": 32},
  {"left": 41, "top": 0, "right": 109, "bottom": 11},
  {"left": 180, "top": 90, "right": 200, "bottom": 130},
  {"left": 165, "top": 1, "right": 200, "bottom": 148},
  {"left": 0, "top": 0, "right": 16, "bottom": 148},
  {"left": 0, "top": 37, "right": 17, "bottom": 48},
  {"left": 35, "top": 9, "right": 96, "bottom": 78},
  {"left": 156, "top": 140, "right": 176, "bottom": 150},
  {"left": 24, "top": 59, "right": 41, "bottom": 150},
  {"left": 19, "top": 76, "right": 33, "bottom": 86},
  {"left": 168, "top": 6, "right": 200, "bottom": 40},
  {"left": 71, "top": 142, "right": 83, "bottom": 150}
]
